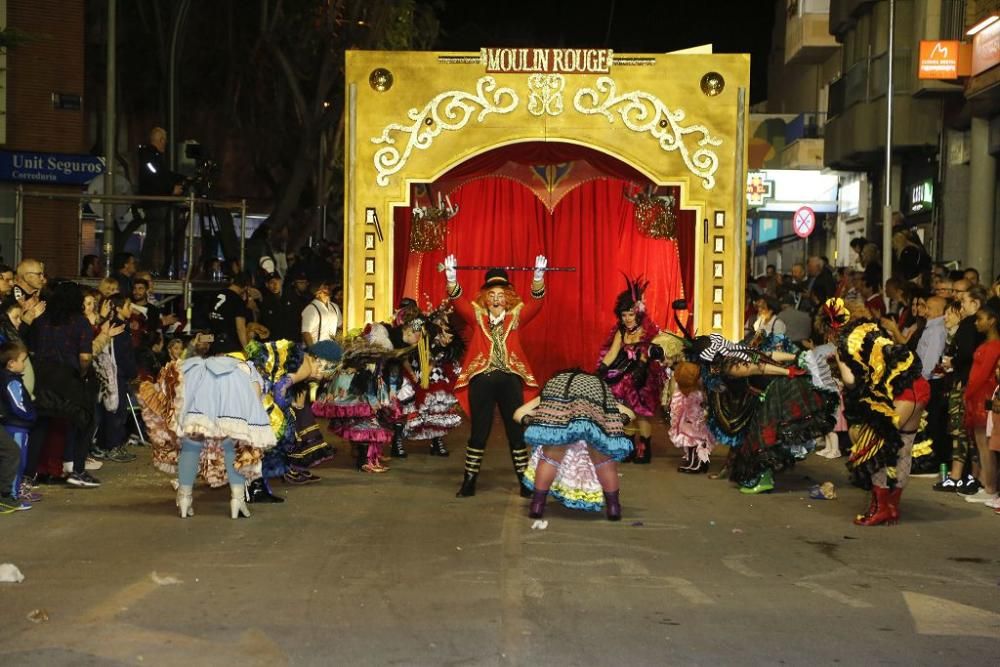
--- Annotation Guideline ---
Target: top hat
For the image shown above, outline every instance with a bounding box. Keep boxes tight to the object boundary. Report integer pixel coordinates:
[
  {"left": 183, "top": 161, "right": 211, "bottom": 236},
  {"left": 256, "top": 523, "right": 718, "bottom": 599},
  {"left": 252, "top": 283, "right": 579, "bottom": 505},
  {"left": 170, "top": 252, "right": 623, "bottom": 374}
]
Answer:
[{"left": 482, "top": 268, "right": 511, "bottom": 289}]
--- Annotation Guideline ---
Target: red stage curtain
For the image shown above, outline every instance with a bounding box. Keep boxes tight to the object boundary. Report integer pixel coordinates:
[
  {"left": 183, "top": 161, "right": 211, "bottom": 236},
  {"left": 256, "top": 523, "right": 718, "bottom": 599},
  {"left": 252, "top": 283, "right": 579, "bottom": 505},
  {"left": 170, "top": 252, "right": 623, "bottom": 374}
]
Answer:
[{"left": 397, "top": 177, "right": 690, "bottom": 384}]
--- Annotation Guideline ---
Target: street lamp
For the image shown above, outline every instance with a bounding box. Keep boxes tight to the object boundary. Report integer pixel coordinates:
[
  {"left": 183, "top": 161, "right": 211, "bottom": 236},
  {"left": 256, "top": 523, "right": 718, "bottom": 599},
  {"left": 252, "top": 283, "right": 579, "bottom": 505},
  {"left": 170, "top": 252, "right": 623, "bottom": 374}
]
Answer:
[{"left": 882, "top": 0, "right": 895, "bottom": 285}]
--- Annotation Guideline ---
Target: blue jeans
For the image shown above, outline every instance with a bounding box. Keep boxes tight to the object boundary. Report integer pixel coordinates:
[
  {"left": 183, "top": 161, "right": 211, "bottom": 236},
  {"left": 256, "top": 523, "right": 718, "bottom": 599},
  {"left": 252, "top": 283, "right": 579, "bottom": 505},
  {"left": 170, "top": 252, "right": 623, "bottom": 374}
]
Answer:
[
  {"left": 100, "top": 389, "right": 128, "bottom": 452},
  {"left": 6, "top": 428, "right": 29, "bottom": 496},
  {"left": 177, "top": 437, "right": 241, "bottom": 486}
]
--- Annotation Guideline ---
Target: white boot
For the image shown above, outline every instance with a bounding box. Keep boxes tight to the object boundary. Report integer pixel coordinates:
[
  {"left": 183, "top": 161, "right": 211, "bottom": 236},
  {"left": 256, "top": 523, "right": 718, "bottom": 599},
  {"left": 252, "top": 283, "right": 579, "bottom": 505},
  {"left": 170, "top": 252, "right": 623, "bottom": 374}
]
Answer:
[
  {"left": 230, "top": 483, "right": 250, "bottom": 519},
  {"left": 818, "top": 432, "right": 841, "bottom": 459},
  {"left": 176, "top": 484, "right": 194, "bottom": 518}
]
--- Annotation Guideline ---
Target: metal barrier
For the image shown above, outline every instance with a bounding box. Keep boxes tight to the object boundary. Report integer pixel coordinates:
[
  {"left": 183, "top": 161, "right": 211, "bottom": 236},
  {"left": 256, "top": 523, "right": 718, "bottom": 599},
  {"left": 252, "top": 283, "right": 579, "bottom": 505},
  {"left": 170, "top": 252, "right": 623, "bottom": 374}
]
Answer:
[{"left": 13, "top": 186, "right": 248, "bottom": 311}]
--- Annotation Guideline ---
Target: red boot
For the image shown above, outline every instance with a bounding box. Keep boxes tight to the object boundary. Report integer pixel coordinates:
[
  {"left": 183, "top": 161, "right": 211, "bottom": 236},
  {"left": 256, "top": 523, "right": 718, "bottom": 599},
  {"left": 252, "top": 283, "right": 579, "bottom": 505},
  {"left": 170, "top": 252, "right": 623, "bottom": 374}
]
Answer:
[
  {"left": 886, "top": 487, "right": 903, "bottom": 522},
  {"left": 854, "top": 486, "right": 896, "bottom": 526}
]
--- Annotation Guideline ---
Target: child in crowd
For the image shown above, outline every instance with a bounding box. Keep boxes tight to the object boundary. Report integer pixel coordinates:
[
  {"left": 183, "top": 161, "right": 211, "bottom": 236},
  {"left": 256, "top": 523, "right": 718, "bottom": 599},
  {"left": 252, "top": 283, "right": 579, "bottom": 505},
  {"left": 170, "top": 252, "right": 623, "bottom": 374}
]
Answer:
[
  {"left": 963, "top": 298, "right": 1000, "bottom": 506},
  {"left": 0, "top": 341, "right": 37, "bottom": 510},
  {"left": 669, "top": 361, "right": 715, "bottom": 473}
]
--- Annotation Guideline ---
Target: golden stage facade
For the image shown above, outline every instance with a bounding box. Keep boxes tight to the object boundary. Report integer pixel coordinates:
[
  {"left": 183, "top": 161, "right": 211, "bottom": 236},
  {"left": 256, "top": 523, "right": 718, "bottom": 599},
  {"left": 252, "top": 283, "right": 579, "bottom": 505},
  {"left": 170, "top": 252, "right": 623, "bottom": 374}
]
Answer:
[{"left": 343, "top": 48, "right": 749, "bottom": 339}]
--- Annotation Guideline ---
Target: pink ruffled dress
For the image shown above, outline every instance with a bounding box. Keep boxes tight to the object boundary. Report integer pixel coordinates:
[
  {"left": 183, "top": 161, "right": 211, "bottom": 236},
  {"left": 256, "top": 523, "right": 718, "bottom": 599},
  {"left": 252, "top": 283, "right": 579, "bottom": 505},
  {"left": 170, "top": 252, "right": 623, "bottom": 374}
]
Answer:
[{"left": 668, "top": 388, "right": 714, "bottom": 462}]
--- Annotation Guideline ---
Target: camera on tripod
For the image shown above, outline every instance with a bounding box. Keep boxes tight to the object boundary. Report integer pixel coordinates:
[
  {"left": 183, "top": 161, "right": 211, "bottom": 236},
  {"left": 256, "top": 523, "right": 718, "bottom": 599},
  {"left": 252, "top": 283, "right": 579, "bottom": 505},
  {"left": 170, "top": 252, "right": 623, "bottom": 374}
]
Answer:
[{"left": 182, "top": 142, "right": 220, "bottom": 198}]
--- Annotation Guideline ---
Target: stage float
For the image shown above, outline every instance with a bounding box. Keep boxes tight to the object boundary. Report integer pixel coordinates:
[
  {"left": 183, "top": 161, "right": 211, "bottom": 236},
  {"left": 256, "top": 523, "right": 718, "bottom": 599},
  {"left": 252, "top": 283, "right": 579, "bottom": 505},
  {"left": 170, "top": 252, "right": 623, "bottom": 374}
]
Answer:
[{"left": 343, "top": 47, "right": 750, "bottom": 379}]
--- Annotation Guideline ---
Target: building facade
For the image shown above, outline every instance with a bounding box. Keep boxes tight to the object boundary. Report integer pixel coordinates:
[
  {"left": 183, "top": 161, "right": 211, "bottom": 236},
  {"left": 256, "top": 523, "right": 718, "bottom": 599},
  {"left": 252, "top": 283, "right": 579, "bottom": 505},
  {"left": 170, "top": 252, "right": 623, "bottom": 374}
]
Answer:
[
  {"left": 0, "top": 0, "right": 88, "bottom": 276},
  {"left": 825, "top": 0, "right": 1000, "bottom": 280}
]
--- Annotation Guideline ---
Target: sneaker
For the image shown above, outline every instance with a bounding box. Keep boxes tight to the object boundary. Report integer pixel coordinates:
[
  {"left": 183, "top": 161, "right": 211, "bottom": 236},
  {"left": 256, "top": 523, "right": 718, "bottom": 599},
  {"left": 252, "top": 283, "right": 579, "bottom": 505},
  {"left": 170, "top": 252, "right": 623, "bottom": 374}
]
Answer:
[
  {"left": 106, "top": 447, "right": 137, "bottom": 463},
  {"left": 963, "top": 489, "right": 998, "bottom": 504},
  {"left": 984, "top": 496, "right": 1000, "bottom": 509},
  {"left": 18, "top": 482, "right": 41, "bottom": 503},
  {"left": 282, "top": 470, "right": 309, "bottom": 485},
  {"left": 66, "top": 472, "right": 101, "bottom": 488},
  {"left": 126, "top": 434, "right": 149, "bottom": 447},
  {"left": 0, "top": 495, "right": 31, "bottom": 511},
  {"left": 932, "top": 477, "right": 959, "bottom": 492},
  {"left": 89, "top": 449, "right": 108, "bottom": 461},
  {"left": 85, "top": 457, "right": 104, "bottom": 471},
  {"left": 955, "top": 475, "right": 981, "bottom": 496}
]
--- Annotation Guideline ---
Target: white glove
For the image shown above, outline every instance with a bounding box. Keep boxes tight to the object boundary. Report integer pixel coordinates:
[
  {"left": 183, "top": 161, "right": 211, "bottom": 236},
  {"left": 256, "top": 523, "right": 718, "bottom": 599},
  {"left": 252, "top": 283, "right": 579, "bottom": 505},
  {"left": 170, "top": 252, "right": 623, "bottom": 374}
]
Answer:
[
  {"left": 443, "top": 254, "right": 458, "bottom": 284},
  {"left": 533, "top": 255, "right": 548, "bottom": 282}
]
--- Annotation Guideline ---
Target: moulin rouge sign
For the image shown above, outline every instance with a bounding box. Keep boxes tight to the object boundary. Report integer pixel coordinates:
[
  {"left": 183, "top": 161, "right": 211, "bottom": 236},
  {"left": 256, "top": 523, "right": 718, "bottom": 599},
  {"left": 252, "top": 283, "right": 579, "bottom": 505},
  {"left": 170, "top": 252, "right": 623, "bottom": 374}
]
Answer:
[{"left": 481, "top": 47, "right": 613, "bottom": 74}]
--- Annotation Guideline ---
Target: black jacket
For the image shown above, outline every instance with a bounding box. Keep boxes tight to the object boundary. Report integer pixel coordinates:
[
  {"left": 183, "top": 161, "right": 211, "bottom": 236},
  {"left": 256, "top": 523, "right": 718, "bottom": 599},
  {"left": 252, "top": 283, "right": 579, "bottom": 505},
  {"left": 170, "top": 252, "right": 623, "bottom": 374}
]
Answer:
[
  {"left": 259, "top": 290, "right": 301, "bottom": 342},
  {"left": 136, "top": 144, "right": 182, "bottom": 206}
]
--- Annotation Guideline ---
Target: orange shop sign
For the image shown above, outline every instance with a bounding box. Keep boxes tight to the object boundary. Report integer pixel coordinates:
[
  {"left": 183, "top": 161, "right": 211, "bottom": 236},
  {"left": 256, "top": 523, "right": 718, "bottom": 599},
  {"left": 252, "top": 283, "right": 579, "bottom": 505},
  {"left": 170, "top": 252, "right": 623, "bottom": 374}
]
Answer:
[{"left": 918, "top": 40, "right": 961, "bottom": 79}]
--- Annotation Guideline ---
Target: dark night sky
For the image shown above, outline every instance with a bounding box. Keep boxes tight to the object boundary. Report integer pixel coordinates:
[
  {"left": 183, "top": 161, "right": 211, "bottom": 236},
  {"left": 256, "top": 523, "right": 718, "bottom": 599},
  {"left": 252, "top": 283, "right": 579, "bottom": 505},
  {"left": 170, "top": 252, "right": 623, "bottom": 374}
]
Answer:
[{"left": 429, "top": 0, "right": 776, "bottom": 104}]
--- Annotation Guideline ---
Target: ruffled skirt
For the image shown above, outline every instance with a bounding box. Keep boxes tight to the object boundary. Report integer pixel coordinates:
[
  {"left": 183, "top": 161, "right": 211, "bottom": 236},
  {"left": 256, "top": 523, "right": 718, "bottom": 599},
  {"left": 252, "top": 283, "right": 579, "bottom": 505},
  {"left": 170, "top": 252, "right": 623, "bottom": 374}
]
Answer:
[
  {"left": 524, "top": 421, "right": 633, "bottom": 461},
  {"left": 403, "top": 388, "right": 462, "bottom": 440},
  {"left": 522, "top": 442, "right": 604, "bottom": 512}
]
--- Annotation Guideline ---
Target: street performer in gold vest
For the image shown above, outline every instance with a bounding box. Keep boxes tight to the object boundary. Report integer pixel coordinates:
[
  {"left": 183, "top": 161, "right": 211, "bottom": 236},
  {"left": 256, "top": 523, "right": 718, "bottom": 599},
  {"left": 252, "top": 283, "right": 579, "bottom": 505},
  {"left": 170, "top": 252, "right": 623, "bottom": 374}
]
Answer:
[{"left": 443, "top": 253, "right": 548, "bottom": 498}]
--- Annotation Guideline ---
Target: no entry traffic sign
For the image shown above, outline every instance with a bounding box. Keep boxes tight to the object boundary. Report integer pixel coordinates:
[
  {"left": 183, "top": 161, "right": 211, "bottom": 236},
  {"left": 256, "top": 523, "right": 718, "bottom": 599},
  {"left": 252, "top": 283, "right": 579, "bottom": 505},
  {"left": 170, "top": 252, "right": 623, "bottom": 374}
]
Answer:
[{"left": 793, "top": 206, "right": 815, "bottom": 239}]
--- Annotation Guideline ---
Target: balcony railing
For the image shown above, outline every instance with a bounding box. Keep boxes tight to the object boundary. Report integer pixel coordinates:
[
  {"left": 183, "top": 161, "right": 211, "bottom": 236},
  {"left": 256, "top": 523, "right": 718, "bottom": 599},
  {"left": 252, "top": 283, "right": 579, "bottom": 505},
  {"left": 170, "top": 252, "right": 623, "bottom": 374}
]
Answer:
[{"left": 826, "top": 47, "right": 913, "bottom": 118}]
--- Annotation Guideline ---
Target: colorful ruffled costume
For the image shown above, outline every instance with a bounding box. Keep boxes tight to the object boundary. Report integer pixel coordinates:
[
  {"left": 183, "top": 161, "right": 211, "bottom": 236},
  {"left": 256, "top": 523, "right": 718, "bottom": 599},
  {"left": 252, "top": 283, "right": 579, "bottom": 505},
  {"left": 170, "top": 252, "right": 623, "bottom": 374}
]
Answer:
[
  {"left": 401, "top": 302, "right": 464, "bottom": 443},
  {"left": 693, "top": 332, "right": 838, "bottom": 488},
  {"left": 669, "top": 389, "right": 715, "bottom": 467},
  {"left": 245, "top": 340, "right": 336, "bottom": 478},
  {"left": 139, "top": 355, "right": 276, "bottom": 486},
  {"left": 820, "top": 298, "right": 928, "bottom": 525},
  {"left": 312, "top": 322, "right": 417, "bottom": 471},
  {"left": 522, "top": 370, "right": 634, "bottom": 512},
  {"left": 597, "top": 318, "right": 665, "bottom": 418}
]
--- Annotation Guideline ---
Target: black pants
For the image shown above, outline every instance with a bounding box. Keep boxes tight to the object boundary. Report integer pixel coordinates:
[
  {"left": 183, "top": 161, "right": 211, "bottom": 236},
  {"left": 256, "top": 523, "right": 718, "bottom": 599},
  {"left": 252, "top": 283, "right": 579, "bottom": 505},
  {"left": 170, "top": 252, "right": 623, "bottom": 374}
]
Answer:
[
  {"left": 926, "top": 377, "right": 950, "bottom": 465},
  {"left": 139, "top": 206, "right": 171, "bottom": 275},
  {"left": 464, "top": 371, "right": 529, "bottom": 477}
]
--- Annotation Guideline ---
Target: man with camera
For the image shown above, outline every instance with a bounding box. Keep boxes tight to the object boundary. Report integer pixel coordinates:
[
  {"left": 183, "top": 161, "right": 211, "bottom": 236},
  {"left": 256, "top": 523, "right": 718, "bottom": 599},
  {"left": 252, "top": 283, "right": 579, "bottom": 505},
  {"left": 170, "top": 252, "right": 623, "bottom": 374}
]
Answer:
[{"left": 137, "top": 127, "right": 184, "bottom": 276}]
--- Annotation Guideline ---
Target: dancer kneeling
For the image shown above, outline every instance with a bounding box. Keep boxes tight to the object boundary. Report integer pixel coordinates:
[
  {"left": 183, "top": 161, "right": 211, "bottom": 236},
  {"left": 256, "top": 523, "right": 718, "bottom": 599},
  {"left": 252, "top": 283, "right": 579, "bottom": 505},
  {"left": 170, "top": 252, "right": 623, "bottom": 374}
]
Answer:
[{"left": 515, "top": 370, "right": 635, "bottom": 521}]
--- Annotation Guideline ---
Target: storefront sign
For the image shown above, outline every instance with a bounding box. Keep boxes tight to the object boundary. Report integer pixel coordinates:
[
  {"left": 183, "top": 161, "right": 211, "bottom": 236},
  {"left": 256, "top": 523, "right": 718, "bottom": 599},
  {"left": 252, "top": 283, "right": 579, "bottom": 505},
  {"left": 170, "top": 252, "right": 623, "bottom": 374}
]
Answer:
[
  {"left": 918, "top": 40, "right": 959, "bottom": 79},
  {"left": 0, "top": 150, "right": 105, "bottom": 185},
  {"left": 908, "top": 179, "right": 934, "bottom": 214},
  {"left": 972, "top": 21, "right": 1000, "bottom": 76},
  {"left": 482, "top": 48, "right": 613, "bottom": 74},
  {"left": 746, "top": 171, "right": 774, "bottom": 207}
]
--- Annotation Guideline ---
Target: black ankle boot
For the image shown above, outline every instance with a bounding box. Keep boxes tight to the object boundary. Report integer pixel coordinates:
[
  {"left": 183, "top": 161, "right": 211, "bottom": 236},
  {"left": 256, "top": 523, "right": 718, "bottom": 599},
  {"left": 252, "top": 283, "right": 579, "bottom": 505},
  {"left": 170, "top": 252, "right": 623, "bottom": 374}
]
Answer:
[
  {"left": 429, "top": 438, "right": 450, "bottom": 457},
  {"left": 633, "top": 436, "right": 652, "bottom": 465},
  {"left": 354, "top": 445, "right": 366, "bottom": 471},
  {"left": 246, "top": 477, "right": 285, "bottom": 504},
  {"left": 677, "top": 447, "right": 693, "bottom": 472},
  {"left": 456, "top": 472, "right": 478, "bottom": 497},
  {"left": 603, "top": 490, "right": 622, "bottom": 521},
  {"left": 389, "top": 425, "right": 408, "bottom": 459},
  {"left": 529, "top": 489, "right": 548, "bottom": 518}
]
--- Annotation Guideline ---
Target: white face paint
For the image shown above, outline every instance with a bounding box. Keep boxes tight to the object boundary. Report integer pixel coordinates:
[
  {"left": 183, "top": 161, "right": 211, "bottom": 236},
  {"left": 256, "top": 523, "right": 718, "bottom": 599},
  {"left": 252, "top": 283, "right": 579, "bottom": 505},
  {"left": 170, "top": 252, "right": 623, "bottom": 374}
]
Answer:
[{"left": 486, "top": 287, "right": 507, "bottom": 316}]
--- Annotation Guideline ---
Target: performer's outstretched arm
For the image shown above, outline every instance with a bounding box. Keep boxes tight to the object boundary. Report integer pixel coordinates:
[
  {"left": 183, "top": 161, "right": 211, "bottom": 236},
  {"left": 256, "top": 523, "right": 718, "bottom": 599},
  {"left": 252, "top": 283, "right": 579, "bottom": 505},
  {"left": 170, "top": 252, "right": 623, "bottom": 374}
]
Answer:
[
  {"left": 519, "top": 255, "right": 548, "bottom": 326},
  {"left": 443, "top": 254, "right": 475, "bottom": 323}
]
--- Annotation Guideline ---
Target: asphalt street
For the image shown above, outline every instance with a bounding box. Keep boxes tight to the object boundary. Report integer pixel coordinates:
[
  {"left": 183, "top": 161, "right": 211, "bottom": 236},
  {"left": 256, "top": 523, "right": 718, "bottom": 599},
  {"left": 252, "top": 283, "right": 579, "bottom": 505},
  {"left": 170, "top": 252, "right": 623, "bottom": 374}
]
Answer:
[{"left": 1, "top": 419, "right": 999, "bottom": 666}]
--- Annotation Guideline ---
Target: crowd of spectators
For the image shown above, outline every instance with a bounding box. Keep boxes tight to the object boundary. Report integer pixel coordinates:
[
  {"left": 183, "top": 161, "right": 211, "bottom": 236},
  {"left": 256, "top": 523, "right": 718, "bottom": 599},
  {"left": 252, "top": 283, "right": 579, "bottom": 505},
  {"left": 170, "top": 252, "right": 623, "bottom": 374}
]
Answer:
[
  {"left": 748, "top": 228, "right": 1000, "bottom": 513},
  {"left": 0, "top": 237, "right": 345, "bottom": 512}
]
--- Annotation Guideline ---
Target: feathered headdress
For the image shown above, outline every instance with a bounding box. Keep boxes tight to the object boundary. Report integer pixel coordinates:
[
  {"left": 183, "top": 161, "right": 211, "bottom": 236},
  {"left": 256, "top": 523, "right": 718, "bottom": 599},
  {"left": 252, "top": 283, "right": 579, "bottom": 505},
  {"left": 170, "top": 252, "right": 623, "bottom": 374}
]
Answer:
[
  {"left": 819, "top": 298, "right": 851, "bottom": 332},
  {"left": 614, "top": 274, "right": 650, "bottom": 316}
]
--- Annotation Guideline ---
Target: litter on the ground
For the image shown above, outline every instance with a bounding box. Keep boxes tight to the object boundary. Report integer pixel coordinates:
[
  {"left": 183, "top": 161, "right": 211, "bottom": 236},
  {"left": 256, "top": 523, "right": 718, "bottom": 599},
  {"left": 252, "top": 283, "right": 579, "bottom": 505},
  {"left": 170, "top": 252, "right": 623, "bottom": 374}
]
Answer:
[
  {"left": 151, "top": 571, "right": 182, "bottom": 586},
  {"left": 26, "top": 609, "right": 48, "bottom": 623},
  {"left": 0, "top": 563, "right": 24, "bottom": 583}
]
